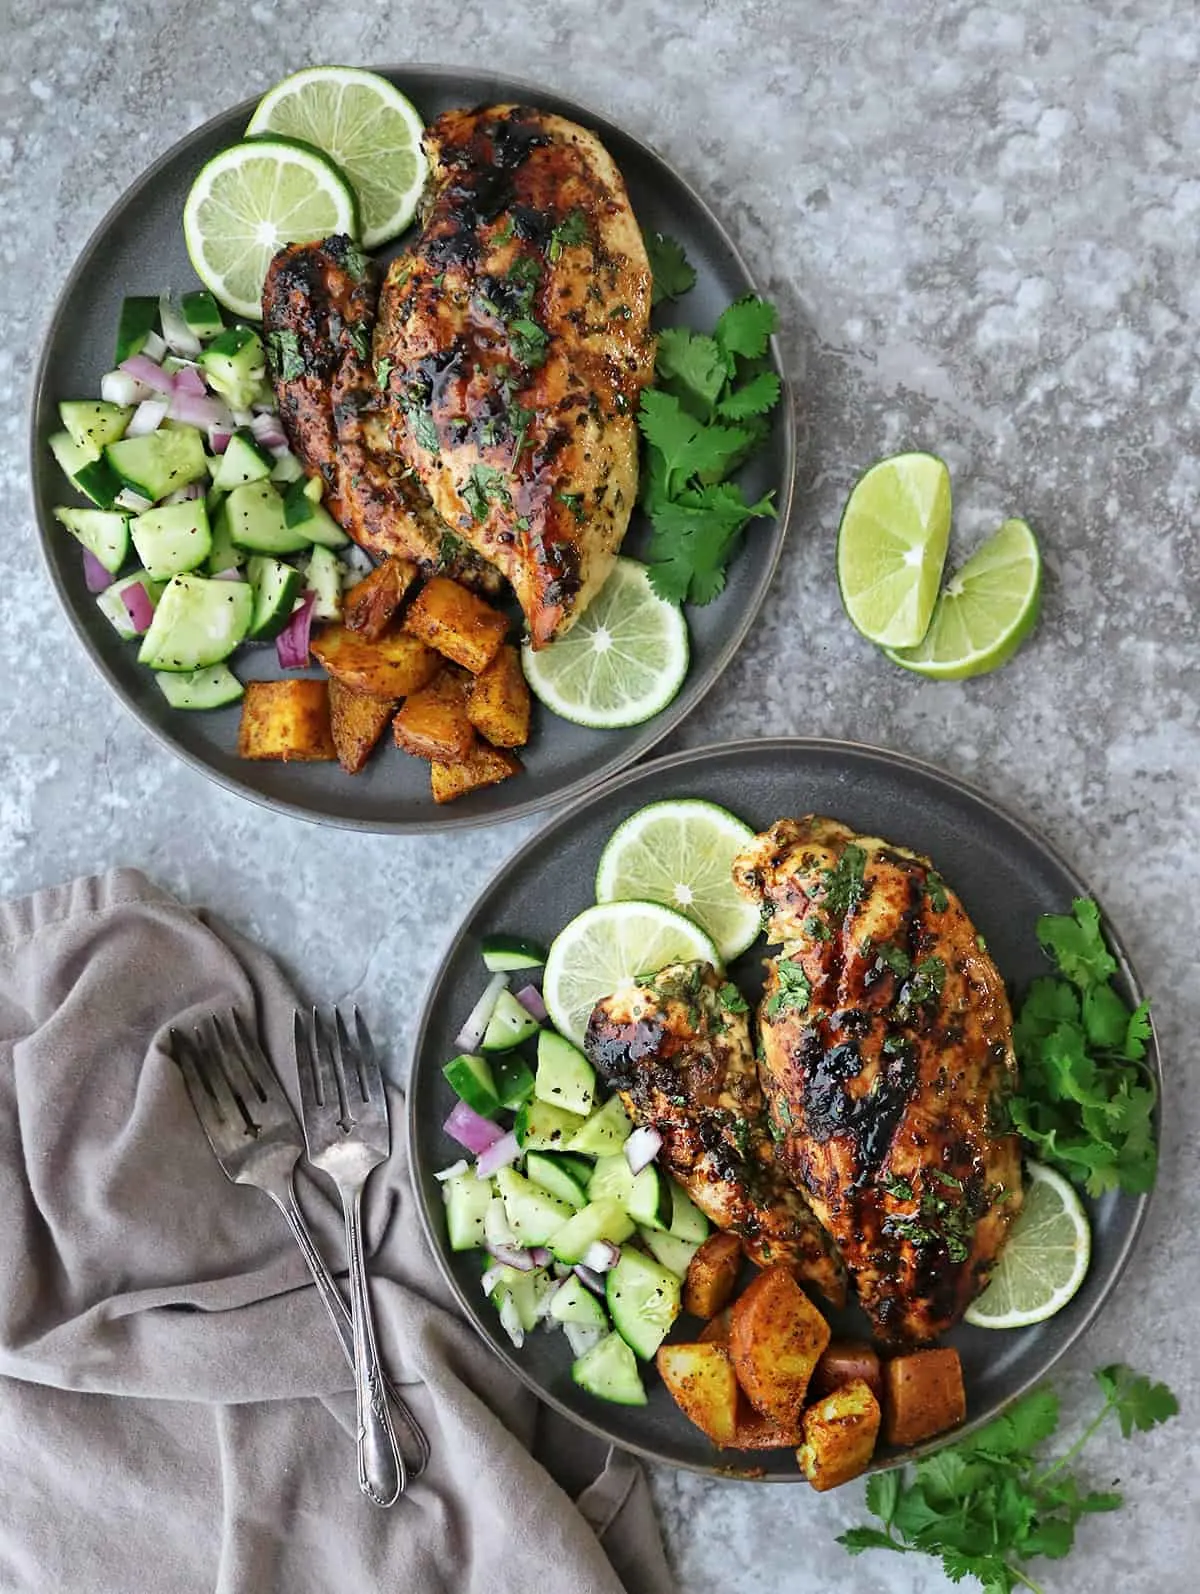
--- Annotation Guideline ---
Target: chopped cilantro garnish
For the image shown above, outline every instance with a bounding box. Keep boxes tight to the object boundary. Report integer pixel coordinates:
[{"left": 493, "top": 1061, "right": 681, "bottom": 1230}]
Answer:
[
  {"left": 820, "top": 845, "right": 868, "bottom": 917},
  {"left": 267, "top": 329, "right": 304, "bottom": 382},
  {"left": 642, "top": 229, "right": 697, "bottom": 304},
  {"left": 346, "top": 324, "right": 371, "bottom": 363},
  {"left": 375, "top": 356, "right": 393, "bottom": 389},
  {"left": 556, "top": 491, "right": 585, "bottom": 523},
  {"left": 717, "top": 982, "right": 749, "bottom": 1014},
  {"left": 462, "top": 463, "right": 512, "bottom": 521},
  {"left": 548, "top": 208, "right": 588, "bottom": 261},
  {"left": 925, "top": 870, "right": 949, "bottom": 912},
  {"left": 765, "top": 958, "right": 811, "bottom": 1020},
  {"left": 509, "top": 316, "right": 549, "bottom": 368}
]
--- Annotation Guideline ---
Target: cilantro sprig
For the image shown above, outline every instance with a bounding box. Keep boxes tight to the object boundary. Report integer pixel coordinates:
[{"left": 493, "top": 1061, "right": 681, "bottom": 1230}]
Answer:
[
  {"left": 636, "top": 236, "right": 781, "bottom": 604},
  {"left": 840, "top": 1365, "right": 1177, "bottom": 1593},
  {"left": 1009, "top": 898, "right": 1157, "bottom": 1196}
]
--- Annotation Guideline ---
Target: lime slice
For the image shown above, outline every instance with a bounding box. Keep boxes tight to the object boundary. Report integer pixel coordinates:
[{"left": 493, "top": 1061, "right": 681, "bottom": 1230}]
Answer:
[
  {"left": 183, "top": 139, "right": 358, "bottom": 320},
  {"left": 521, "top": 559, "right": 689, "bottom": 730},
  {"left": 246, "top": 67, "right": 427, "bottom": 250},
  {"left": 542, "top": 901, "right": 720, "bottom": 1047},
  {"left": 964, "top": 1161, "right": 1091, "bottom": 1330},
  {"left": 595, "top": 800, "right": 760, "bottom": 961},
  {"left": 837, "top": 452, "right": 951, "bottom": 647},
  {"left": 885, "top": 517, "right": 1042, "bottom": 680}
]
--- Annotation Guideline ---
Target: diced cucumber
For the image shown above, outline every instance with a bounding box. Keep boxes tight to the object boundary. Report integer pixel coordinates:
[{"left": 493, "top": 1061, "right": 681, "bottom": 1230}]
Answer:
[
  {"left": 246, "top": 554, "right": 304, "bottom": 640},
  {"left": 524, "top": 1151, "right": 589, "bottom": 1210},
  {"left": 493, "top": 1053, "right": 536, "bottom": 1111},
  {"left": 105, "top": 427, "right": 208, "bottom": 501},
  {"left": 588, "top": 1154, "right": 671, "bottom": 1231},
  {"left": 130, "top": 500, "right": 212, "bottom": 579},
  {"left": 137, "top": 573, "right": 253, "bottom": 671},
  {"left": 212, "top": 428, "right": 274, "bottom": 490},
  {"left": 481, "top": 988, "right": 541, "bottom": 1052},
  {"left": 283, "top": 476, "right": 315, "bottom": 527},
  {"left": 443, "top": 1170, "right": 493, "bottom": 1251},
  {"left": 515, "top": 1100, "right": 587, "bottom": 1151},
  {"left": 49, "top": 431, "right": 121, "bottom": 508},
  {"left": 495, "top": 1166, "right": 576, "bottom": 1246},
  {"left": 114, "top": 295, "right": 160, "bottom": 365},
  {"left": 572, "top": 1332, "right": 647, "bottom": 1406},
  {"left": 154, "top": 664, "right": 243, "bottom": 710},
  {"left": 269, "top": 450, "right": 306, "bottom": 485},
  {"left": 59, "top": 400, "right": 132, "bottom": 452},
  {"left": 535, "top": 1030, "right": 596, "bottom": 1117},
  {"left": 549, "top": 1200, "right": 635, "bottom": 1265},
  {"left": 199, "top": 325, "right": 266, "bottom": 411},
  {"left": 442, "top": 1052, "right": 500, "bottom": 1118},
  {"left": 300, "top": 498, "right": 350, "bottom": 549},
  {"left": 159, "top": 294, "right": 202, "bottom": 356},
  {"left": 52, "top": 506, "right": 130, "bottom": 574},
  {"left": 305, "top": 544, "right": 343, "bottom": 620},
  {"left": 181, "top": 289, "right": 224, "bottom": 342},
  {"left": 205, "top": 496, "right": 245, "bottom": 573},
  {"left": 96, "top": 572, "right": 164, "bottom": 638},
  {"left": 225, "top": 480, "right": 310, "bottom": 554},
  {"left": 484, "top": 1197, "right": 517, "bottom": 1250},
  {"left": 549, "top": 1274, "right": 609, "bottom": 1328},
  {"left": 555, "top": 1151, "right": 597, "bottom": 1185},
  {"left": 565, "top": 1094, "right": 633, "bottom": 1157},
  {"left": 638, "top": 1226, "right": 701, "bottom": 1279},
  {"left": 605, "top": 1247, "right": 681, "bottom": 1360},
  {"left": 669, "top": 1181, "right": 712, "bottom": 1244},
  {"left": 481, "top": 935, "right": 548, "bottom": 973},
  {"left": 490, "top": 1265, "right": 551, "bottom": 1333},
  {"left": 303, "top": 474, "right": 324, "bottom": 504}
]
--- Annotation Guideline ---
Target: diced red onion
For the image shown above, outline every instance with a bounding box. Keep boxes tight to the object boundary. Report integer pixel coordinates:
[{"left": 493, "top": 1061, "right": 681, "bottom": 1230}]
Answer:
[
  {"left": 101, "top": 368, "right": 154, "bottom": 405},
  {"left": 480, "top": 1262, "right": 508, "bottom": 1297},
  {"left": 120, "top": 582, "right": 155, "bottom": 633},
  {"left": 529, "top": 1246, "right": 553, "bottom": 1267},
  {"left": 443, "top": 1099, "right": 505, "bottom": 1156},
  {"left": 82, "top": 550, "right": 113, "bottom": 592},
  {"left": 497, "top": 1293, "right": 525, "bottom": 1347},
  {"left": 433, "top": 1159, "right": 469, "bottom": 1182},
  {"left": 475, "top": 1129, "right": 521, "bottom": 1179},
  {"left": 624, "top": 1125, "right": 663, "bottom": 1176},
  {"left": 126, "top": 398, "right": 169, "bottom": 437},
  {"left": 169, "top": 390, "right": 225, "bottom": 427},
  {"left": 486, "top": 1242, "right": 535, "bottom": 1272},
  {"left": 173, "top": 364, "right": 207, "bottom": 397},
  {"left": 231, "top": 408, "right": 255, "bottom": 426},
  {"left": 114, "top": 488, "right": 154, "bottom": 513},
  {"left": 208, "top": 426, "right": 234, "bottom": 455},
  {"left": 275, "top": 590, "right": 315, "bottom": 669},
  {"left": 563, "top": 1322, "right": 604, "bottom": 1359},
  {"left": 515, "top": 984, "right": 548, "bottom": 1023},
  {"left": 159, "top": 293, "right": 202, "bottom": 356},
  {"left": 212, "top": 567, "right": 243, "bottom": 582},
  {"left": 454, "top": 971, "right": 509, "bottom": 1052},
  {"left": 250, "top": 411, "right": 287, "bottom": 449},
  {"left": 161, "top": 483, "right": 204, "bottom": 505},
  {"left": 141, "top": 329, "right": 168, "bottom": 362},
  {"left": 484, "top": 1197, "right": 516, "bottom": 1249},
  {"left": 573, "top": 1264, "right": 607, "bottom": 1296},
  {"left": 119, "top": 354, "right": 174, "bottom": 395},
  {"left": 581, "top": 1239, "right": 621, "bottom": 1273},
  {"left": 551, "top": 1261, "right": 571, "bottom": 1279}
]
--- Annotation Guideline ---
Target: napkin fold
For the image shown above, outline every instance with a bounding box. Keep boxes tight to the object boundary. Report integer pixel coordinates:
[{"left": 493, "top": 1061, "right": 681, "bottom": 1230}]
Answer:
[{"left": 0, "top": 869, "right": 674, "bottom": 1594}]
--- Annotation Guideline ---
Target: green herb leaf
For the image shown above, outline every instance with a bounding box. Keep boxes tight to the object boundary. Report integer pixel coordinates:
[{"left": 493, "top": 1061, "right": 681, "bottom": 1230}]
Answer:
[
  {"left": 1038, "top": 898, "right": 1118, "bottom": 990},
  {"left": 837, "top": 1527, "right": 906, "bottom": 1556},
  {"left": 865, "top": 1469, "right": 900, "bottom": 1525},
  {"left": 717, "top": 982, "right": 749, "bottom": 1014},
  {"left": 267, "top": 329, "right": 304, "bottom": 382},
  {"left": 655, "top": 328, "right": 728, "bottom": 421},
  {"left": 644, "top": 481, "right": 775, "bottom": 604},
  {"left": 925, "top": 870, "right": 950, "bottom": 912},
  {"left": 1095, "top": 1364, "right": 1179, "bottom": 1437},
  {"left": 346, "top": 324, "right": 371, "bottom": 363},
  {"left": 820, "top": 844, "right": 867, "bottom": 917},
  {"left": 714, "top": 294, "right": 778, "bottom": 362},
  {"left": 643, "top": 230, "right": 697, "bottom": 303},
  {"left": 765, "top": 958, "right": 811, "bottom": 1020},
  {"left": 375, "top": 356, "right": 393, "bottom": 389},
  {"left": 409, "top": 408, "right": 440, "bottom": 454},
  {"left": 462, "top": 463, "right": 511, "bottom": 521},
  {"left": 509, "top": 317, "right": 549, "bottom": 368},
  {"left": 548, "top": 208, "right": 588, "bottom": 261},
  {"left": 716, "top": 370, "right": 782, "bottom": 421}
]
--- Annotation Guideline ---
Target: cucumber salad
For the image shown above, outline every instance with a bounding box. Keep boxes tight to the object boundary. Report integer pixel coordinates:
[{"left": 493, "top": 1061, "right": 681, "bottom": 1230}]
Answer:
[
  {"left": 47, "top": 291, "right": 363, "bottom": 710},
  {"left": 438, "top": 935, "right": 712, "bottom": 1408}
]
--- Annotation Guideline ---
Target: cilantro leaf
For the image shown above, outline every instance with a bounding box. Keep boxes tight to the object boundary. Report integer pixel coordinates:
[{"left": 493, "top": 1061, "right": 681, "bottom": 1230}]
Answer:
[
  {"left": 509, "top": 317, "right": 549, "bottom": 368},
  {"left": 1038, "top": 898, "right": 1118, "bottom": 990},
  {"left": 645, "top": 482, "right": 775, "bottom": 604},
  {"left": 638, "top": 390, "right": 752, "bottom": 493},
  {"left": 408, "top": 407, "right": 440, "bottom": 455},
  {"left": 714, "top": 294, "right": 778, "bottom": 361},
  {"left": 1122, "top": 999, "right": 1152, "bottom": 1061},
  {"left": 836, "top": 1527, "right": 905, "bottom": 1555},
  {"left": 547, "top": 208, "right": 588, "bottom": 261},
  {"left": 643, "top": 230, "right": 696, "bottom": 303},
  {"left": 963, "top": 1387, "right": 1060, "bottom": 1459},
  {"left": 655, "top": 328, "right": 728, "bottom": 419},
  {"left": 865, "top": 1469, "right": 900, "bottom": 1525},
  {"left": 717, "top": 370, "right": 782, "bottom": 420},
  {"left": 717, "top": 982, "right": 749, "bottom": 1014},
  {"left": 765, "top": 957, "right": 811, "bottom": 1019},
  {"left": 267, "top": 329, "right": 304, "bottom": 382},
  {"left": 461, "top": 463, "right": 511, "bottom": 521},
  {"left": 1095, "top": 1364, "right": 1179, "bottom": 1436},
  {"left": 1082, "top": 981, "right": 1132, "bottom": 1049}
]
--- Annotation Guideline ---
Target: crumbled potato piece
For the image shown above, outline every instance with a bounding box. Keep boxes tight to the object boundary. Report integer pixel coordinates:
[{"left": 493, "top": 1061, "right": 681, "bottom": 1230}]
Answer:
[
  {"left": 656, "top": 1342, "right": 740, "bottom": 1445},
  {"left": 311, "top": 624, "right": 440, "bottom": 698},
  {"left": 466, "top": 644, "right": 531, "bottom": 747},
  {"left": 238, "top": 679, "right": 337, "bottom": 762},
  {"left": 798, "top": 1378, "right": 882, "bottom": 1491}
]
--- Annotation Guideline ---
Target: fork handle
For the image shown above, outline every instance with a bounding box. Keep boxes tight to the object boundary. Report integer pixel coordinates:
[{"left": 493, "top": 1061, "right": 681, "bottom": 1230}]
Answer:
[{"left": 342, "top": 1186, "right": 404, "bottom": 1508}]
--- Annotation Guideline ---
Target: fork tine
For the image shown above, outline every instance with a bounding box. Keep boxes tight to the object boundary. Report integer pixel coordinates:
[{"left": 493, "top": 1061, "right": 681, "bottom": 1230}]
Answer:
[
  {"left": 334, "top": 1008, "right": 366, "bottom": 1104},
  {"left": 192, "top": 1014, "right": 252, "bottom": 1133},
  {"left": 294, "top": 1008, "right": 321, "bottom": 1112},
  {"left": 226, "top": 1009, "right": 275, "bottom": 1105},
  {"left": 350, "top": 1007, "right": 385, "bottom": 1101},
  {"left": 170, "top": 1026, "right": 237, "bottom": 1156},
  {"left": 209, "top": 1011, "right": 265, "bottom": 1112}
]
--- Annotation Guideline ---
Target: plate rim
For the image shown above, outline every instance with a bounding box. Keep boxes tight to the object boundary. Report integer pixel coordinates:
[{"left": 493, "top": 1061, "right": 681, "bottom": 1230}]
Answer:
[
  {"left": 26, "top": 63, "right": 796, "bottom": 835},
  {"left": 405, "top": 734, "right": 1160, "bottom": 1479}
]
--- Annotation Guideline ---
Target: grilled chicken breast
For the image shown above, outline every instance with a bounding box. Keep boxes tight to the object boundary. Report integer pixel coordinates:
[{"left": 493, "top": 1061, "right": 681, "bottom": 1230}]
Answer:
[
  {"left": 261, "top": 236, "right": 499, "bottom": 591},
  {"left": 732, "top": 818, "right": 1022, "bottom": 1343},
  {"left": 372, "top": 104, "right": 655, "bottom": 646},
  {"left": 585, "top": 962, "right": 846, "bottom": 1306}
]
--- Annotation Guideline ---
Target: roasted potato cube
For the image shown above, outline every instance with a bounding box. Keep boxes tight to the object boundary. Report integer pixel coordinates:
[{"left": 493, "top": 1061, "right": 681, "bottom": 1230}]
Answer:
[
  {"left": 328, "top": 679, "right": 394, "bottom": 774},
  {"left": 810, "top": 1340, "right": 883, "bottom": 1407},
  {"left": 656, "top": 1343, "right": 740, "bottom": 1446},
  {"left": 238, "top": 679, "right": 336, "bottom": 762},
  {"left": 466, "top": 644, "right": 531, "bottom": 747},
  {"left": 683, "top": 1233, "right": 743, "bottom": 1320},
  {"left": 697, "top": 1307, "right": 732, "bottom": 1347},
  {"left": 798, "top": 1379, "right": 882, "bottom": 1491},
  {"left": 344, "top": 556, "right": 417, "bottom": 641},
  {"left": 430, "top": 742, "right": 522, "bottom": 804},
  {"left": 405, "top": 575, "right": 508, "bottom": 674},
  {"left": 729, "top": 1265, "right": 831, "bottom": 1426},
  {"left": 393, "top": 669, "right": 475, "bottom": 762},
  {"left": 883, "top": 1348, "right": 966, "bottom": 1448},
  {"left": 311, "top": 624, "right": 440, "bottom": 698},
  {"left": 729, "top": 1400, "right": 802, "bottom": 1449}
]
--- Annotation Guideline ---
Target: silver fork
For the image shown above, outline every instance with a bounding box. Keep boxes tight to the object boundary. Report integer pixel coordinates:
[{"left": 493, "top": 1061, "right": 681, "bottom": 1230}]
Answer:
[
  {"left": 294, "top": 1007, "right": 404, "bottom": 1510},
  {"left": 170, "top": 1012, "right": 427, "bottom": 1496}
]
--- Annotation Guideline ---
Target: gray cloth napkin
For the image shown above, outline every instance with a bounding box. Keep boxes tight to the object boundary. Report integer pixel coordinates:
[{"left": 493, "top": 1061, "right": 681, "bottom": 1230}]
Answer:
[{"left": 0, "top": 869, "right": 675, "bottom": 1594}]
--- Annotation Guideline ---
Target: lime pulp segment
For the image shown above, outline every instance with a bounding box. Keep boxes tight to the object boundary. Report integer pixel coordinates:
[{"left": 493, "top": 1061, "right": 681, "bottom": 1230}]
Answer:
[
  {"left": 963, "top": 1161, "right": 1091, "bottom": 1329},
  {"left": 837, "top": 451, "right": 952, "bottom": 648}
]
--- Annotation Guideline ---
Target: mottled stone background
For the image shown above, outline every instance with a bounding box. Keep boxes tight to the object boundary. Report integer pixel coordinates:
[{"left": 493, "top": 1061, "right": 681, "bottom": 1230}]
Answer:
[{"left": 2, "top": 1, "right": 1196, "bottom": 1586}]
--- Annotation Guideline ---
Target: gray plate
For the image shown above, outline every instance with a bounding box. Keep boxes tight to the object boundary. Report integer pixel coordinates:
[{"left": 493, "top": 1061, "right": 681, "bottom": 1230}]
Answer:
[
  {"left": 28, "top": 66, "right": 792, "bottom": 834},
  {"left": 407, "top": 738, "right": 1159, "bottom": 1479}
]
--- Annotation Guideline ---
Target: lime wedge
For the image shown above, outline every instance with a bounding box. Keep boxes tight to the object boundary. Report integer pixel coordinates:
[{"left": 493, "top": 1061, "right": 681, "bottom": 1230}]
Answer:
[
  {"left": 521, "top": 558, "right": 689, "bottom": 730},
  {"left": 964, "top": 1161, "right": 1091, "bottom": 1330},
  {"left": 183, "top": 139, "right": 358, "bottom": 320},
  {"left": 542, "top": 901, "right": 720, "bottom": 1047},
  {"left": 837, "top": 452, "right": 951, "bottom": 647},
  {"left": 595, "top": 799, "right": 760, "bottom": 961},
  {"left": 246, "top": 67, "right": 427, "bottom": 249},
  {"left": 885, "top": 517, "right": 1042, "bottom": 679}
]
